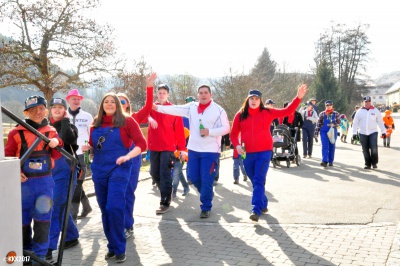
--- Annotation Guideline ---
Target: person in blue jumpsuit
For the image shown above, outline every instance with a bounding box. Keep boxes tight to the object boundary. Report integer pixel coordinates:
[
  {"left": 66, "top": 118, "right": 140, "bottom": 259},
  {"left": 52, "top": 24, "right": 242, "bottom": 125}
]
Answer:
[
  {"left": 47, "top": 98, "right": 80, "bottom": 260},
  {"left": 314, "top": 100, "right": 341, "bottom": 167},
  {"left": 82, "top": 92, "right": 146, "bottom": 263}
]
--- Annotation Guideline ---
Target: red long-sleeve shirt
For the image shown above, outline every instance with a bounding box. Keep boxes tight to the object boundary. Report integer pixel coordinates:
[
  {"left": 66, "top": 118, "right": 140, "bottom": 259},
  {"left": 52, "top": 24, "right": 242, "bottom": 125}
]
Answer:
[
  {"left": 131, "top": 86, "right": 154, "bottom": 125},
  {"left": 230, "top": 97, "right": 301, "bottom": 152},
  {"left": 89, "top": 115, "right": 147, "bottom": 152},
  {"left": 147, "top": 101, "right": 186, "bottom": 152}
]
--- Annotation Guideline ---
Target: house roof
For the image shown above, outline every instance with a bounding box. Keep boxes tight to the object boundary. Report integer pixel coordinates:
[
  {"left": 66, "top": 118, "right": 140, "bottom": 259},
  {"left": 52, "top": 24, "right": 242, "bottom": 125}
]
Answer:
[{"left": 386, "top": 81, "right": 400, "bottom": 94}]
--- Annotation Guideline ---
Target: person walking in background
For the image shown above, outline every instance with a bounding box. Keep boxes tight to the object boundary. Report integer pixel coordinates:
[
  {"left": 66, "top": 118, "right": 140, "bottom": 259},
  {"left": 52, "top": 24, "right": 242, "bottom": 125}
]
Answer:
[
  {"left": 352, "top": 96, "right": 387, "bottom": 169},
  {"left": 153, "top": 84, "right": 230, "bottom": 218},
  {"left": 214, "top": 132, "right": 230, "bottom": 186},
  {"left": 339, "top": 114, "right": 350, "bottom": 143},
  {"left": 382, "top": 110, "right": 395, "bottom": 148},
  {"left": 350, "top": 105, "right": 360, "bottom": 125},
  {"left": 301, "top": 102, "right": 318, "bottom": 158},
  {"left": 148, "top": 84, "right": 186, "bottom": 215},
  {"left": 309, "top": 97, "right": 319, "bottom": 114},
  {"left": 230, "top": 85, "right": 308, "bottom": 222},
  {"left": 66, "top": 89, "right": 93, "bottom": 222},
  {"left": 5, "top": 95, "right": 63, "bottom": 261},
  {"left": 232, "top": 134, "right": 247, "bottom": 184},
  {"left": 117, "top": 72, "right": 155, "bottom": 239},
  {"left": 281, "top": 101, "right": 303, "bottom": 157},
  {"left": 314, "top": 100, "right": 341, "bottom": 167},
  {"left": 172, "top": 126, "right": 190, "bottom": 198},
  {"left": 47, "top": 98, "right": 80, "bottom": 260},
  {"left": 82, "top": 92, "right": 146, "bottom": 263},
  {"left": 265, "top": 99, "right": 279, "bottom": 135}
]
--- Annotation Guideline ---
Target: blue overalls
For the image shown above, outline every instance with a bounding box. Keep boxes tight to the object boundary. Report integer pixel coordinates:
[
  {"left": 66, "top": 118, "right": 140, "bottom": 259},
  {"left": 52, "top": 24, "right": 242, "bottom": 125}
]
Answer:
[
  {"left": 49, "top": 156, "right": 79, "bottom": 251},
  {"left": 187, "top": 150, "right": 219, "bottom": 211},
  {"left": 320, "top": 113, "right": 337, "bottom": 164},
  {"left": 243, "top": 151, "right": 271, "bottom": 216},
  {"left": 91, "top": 127, "right": 132, "bottom": 256},
  {"left": 124, "top": 149, "right": 141, "bottom": 231},
  {"left": 302, "top": 111, "right": 316, "bottom": 156},
  {"left": 22, "top": 176, "right": 54, "bottom": 258},
  {"left": 20, "top": 132, "right": 54, "bottom": 259}
]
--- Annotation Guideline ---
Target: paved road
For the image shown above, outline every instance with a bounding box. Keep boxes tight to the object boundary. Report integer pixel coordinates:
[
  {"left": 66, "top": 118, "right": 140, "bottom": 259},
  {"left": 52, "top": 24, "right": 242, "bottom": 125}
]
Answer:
[{"left": 59, "top": 114, "right": 400, "bottom": 265}]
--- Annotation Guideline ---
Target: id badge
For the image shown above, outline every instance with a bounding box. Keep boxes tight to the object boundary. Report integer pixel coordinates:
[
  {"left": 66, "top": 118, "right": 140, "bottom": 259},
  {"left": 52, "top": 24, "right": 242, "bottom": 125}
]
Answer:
[{"left": 29, "top": 161, "right": 43, "bottom": 170}]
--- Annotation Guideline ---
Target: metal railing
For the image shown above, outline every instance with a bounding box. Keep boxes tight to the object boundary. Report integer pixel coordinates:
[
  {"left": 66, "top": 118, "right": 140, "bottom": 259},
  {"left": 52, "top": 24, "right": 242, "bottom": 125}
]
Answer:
[{"left": 2, "top": 105, "right": 78, "bottom": 266}]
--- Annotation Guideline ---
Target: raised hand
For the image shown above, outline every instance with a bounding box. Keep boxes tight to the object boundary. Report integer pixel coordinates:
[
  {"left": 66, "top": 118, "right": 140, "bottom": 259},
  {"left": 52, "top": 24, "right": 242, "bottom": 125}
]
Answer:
[
  {"left": 146, "top": 72, "right": 157, "bottom": 87},
  {"left": 297, "top": 84, "right": 308, "bottom": 99}
]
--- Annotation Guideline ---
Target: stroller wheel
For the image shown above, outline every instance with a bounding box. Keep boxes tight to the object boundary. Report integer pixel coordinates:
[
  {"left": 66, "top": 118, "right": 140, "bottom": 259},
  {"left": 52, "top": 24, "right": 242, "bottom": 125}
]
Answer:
[
  {"left": 295, "top": 154, "right": 301, "bottom": 166},
  {"left": 286, "top": 158, "right": 290, "bottom": 168}
]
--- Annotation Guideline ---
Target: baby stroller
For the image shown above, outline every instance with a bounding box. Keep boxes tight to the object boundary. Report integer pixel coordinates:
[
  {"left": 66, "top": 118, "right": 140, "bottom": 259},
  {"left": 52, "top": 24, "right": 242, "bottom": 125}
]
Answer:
[{"left": 271, "top": 124, "right": 301, "bottom": 168}]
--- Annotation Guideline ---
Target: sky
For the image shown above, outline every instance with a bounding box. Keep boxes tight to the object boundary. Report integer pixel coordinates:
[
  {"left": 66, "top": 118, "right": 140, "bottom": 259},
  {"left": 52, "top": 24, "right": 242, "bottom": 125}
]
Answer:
[
  {"left": 2, "top": 0, "right": 399, "bottom": 80},
  {"left": 91, "top": 0, "right": 400, "bottom": 80}
]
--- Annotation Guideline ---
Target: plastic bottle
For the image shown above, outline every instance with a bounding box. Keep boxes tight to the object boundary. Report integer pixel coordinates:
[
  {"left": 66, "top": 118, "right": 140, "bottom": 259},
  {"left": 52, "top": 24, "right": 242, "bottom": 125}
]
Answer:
[
  {"left": 199, "top": 119, "right": 205, "bottom": 137},
  {"left": 241, "top": 142, "right": 246, "bottom": 159},
  {"left": 84, "top": 140, "right": 90, "bottom": 164}
]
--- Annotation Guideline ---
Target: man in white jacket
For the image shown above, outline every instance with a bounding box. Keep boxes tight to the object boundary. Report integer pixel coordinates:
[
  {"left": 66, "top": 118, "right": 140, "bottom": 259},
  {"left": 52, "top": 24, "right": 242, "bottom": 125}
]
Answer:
[
  {"left": 153, "top": 85, "right": 230, "bottom": 218},
  {"left": 352, "top": 96, "right": 386, "bottom": 169}
]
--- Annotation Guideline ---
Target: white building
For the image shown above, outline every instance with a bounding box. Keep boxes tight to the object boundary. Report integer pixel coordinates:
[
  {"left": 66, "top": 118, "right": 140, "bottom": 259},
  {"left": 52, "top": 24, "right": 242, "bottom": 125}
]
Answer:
[{"left": 385, "top": 81, "right": 400, "bottom": 107}]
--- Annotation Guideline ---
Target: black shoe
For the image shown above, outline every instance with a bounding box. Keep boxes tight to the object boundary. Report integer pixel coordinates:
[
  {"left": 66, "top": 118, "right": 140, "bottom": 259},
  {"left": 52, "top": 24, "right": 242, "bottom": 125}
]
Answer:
[
  {"left": 77, "top": 207, "right": 92, "bottom": 219},
  {"left": 249, "top": 212, "right": 259, "bottom": 222},
  {"left": 63, "top": 239, "right": 79, "bottom": 249},
  {"left": 387, "top": 144, "right": 390, "bottom": 148},
  {"left": 262, "top": 208, "right": 268, "bottom": 214},
  {"left": 46, "top": 249, "right": 53, "bottom": 261},
  {"left": 364, "top": 165, "right": 371, "bottom": 169},
  {"left": 328, "top": 163, "right": 333, "bottom": 166},
  {"left": 105, "top": 252, "right": 116, "bottom": 260},
  {"left": 372, "top": 164, "right": 377, "bottom": 169},
  {"left": 320, "top": 162, "right": 328, "bottom": 167},
  {"left": 233, "top": 179, "right": 239, "bottom": 185},
  {"left": 243, "top": 176, "right": 248, "bottom": 181},
  {"left": 200, "top": 210, "right": 210, "bottom": 218},
  {"left": 115, "top": 254, "right": 126, "bottom": 263}
]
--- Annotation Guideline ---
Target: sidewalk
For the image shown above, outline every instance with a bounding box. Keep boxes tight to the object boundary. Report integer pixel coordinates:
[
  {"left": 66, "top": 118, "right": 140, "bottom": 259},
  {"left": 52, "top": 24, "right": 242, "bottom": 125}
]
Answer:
[{"left": 66, "top": 114, "right": 400, "bottom": 266}]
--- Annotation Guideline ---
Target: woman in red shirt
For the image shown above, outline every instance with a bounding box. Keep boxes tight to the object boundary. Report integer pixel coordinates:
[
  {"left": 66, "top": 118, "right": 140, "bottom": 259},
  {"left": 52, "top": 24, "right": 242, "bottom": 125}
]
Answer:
[{"left": 230, "top": 84, "right": 308, "bottom": 222}]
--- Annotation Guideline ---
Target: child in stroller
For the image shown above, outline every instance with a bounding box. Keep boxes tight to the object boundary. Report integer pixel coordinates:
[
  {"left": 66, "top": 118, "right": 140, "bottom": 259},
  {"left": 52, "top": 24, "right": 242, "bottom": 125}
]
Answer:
[{"left": 271, "top": 124, "right": 301, "bottom": 168}]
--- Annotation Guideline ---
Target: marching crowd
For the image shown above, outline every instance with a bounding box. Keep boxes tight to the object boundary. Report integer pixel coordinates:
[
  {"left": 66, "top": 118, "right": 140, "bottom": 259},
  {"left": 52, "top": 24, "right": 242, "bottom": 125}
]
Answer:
[{"left": 5, "top": 72, "right": 394, "bottom": 264}]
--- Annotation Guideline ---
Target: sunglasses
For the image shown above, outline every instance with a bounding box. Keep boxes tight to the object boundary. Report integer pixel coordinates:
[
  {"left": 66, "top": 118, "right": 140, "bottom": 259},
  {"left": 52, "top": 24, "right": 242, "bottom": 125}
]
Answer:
[
  {"left": 120, "top": 99, "right": 127, "bottom": 105},
  {"left": 97, "top": 136, "right": 105, "bottom": 150}
]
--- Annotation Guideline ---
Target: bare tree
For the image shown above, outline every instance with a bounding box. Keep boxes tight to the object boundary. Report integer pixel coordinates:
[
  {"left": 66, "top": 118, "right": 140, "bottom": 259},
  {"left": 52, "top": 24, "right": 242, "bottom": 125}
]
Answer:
[
  {"left": 0, "top": 0, "right": 123, "bottom": 103},
  {"left": 164, "top": 74, "right": 199, "bottom": 105},
  {"left": 210, "top": 69, "right": 252, "bottom": 120},
  {"left": 113, "top": 58, "right": 152, "bottom": 111},
  {"left": 314, "top": 22, "right": 370, "bottom": 104}
]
